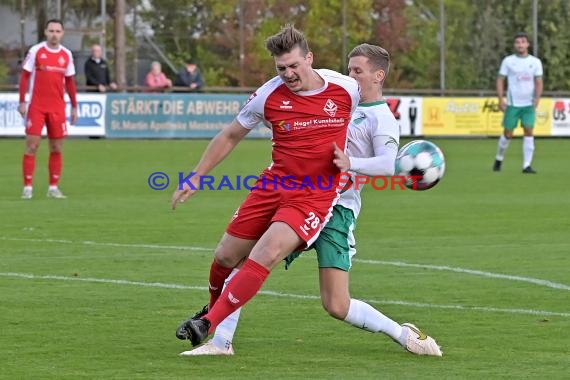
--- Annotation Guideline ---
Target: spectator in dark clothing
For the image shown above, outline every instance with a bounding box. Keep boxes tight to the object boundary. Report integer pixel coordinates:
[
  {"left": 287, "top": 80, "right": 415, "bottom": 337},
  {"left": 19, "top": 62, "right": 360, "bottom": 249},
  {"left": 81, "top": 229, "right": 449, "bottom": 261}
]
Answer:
[
  {"left": 84, "top": 44, "right": 117, "bottom": 92},
  {"left": 174, "top": 58, "right": 204, "bottom": 92}
]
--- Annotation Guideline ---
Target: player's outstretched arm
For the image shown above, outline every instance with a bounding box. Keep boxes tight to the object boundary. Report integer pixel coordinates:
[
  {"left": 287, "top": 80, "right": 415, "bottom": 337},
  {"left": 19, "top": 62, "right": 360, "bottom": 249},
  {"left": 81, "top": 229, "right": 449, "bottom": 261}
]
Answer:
[
  {"left": 348, "top": 134, "right": 398, "bottom": 177},
  {"left": 333, "top": 139, "right": 398, "bottom": 177},
  {"left": 171, "top": 119, "right": 250, "bottom": 209}
]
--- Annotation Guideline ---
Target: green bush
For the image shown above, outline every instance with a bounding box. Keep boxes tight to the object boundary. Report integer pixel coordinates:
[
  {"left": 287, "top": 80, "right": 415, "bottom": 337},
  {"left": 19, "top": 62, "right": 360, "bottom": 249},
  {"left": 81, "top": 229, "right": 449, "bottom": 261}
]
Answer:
[{"left": 0, "top": 61, "right": 10, "bottom": 84}]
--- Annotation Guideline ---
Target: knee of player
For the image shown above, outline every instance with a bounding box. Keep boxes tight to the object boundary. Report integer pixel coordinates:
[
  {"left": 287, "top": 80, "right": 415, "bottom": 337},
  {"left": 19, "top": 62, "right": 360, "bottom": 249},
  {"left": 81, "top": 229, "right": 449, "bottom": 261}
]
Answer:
[
  {"left": 258, "top": 248, "right": 286, "bottom": 268},
  {"left": 25, "top": 144, "right": 40, "bottom": 154},
  {"left": 213, "top": 248, "right": 239, "bottom": 268},
  {"left": 214, "top": 242, "right": 251, "bottom": 268},
  {"left": 321, "top": 298, "right": 349, "bottom": 320},
  {"left": 48, "top": 143, "right": 63, "bottom": 153}
]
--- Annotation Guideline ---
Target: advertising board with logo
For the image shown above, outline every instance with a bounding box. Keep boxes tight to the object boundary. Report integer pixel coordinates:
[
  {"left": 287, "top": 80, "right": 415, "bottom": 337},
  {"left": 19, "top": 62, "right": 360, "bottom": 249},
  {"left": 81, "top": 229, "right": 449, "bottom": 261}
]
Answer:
[
  {"left": 105, "top": 93, "right": 271, "bottom": 139},
  {"left": 551, "top": 99, "right": 570, "bottom": 136},
  {"left": 422, "top": 97, "right": 551, "bottom": 136},
  {"left": 2, "top": 93, "right": 566, "bottom": 138},
  {"left": 0, "top": 93, "right": 106, "bottom": 136},
  {"left": 385, "top": 97, "right": 422, "bottom": 136}
]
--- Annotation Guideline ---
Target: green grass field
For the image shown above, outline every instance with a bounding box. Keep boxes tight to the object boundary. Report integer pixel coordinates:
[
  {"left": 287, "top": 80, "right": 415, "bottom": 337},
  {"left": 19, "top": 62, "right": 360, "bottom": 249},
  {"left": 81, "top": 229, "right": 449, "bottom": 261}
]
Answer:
[{"left": 1, "top": 137, "right": 569, "bottom": 379}]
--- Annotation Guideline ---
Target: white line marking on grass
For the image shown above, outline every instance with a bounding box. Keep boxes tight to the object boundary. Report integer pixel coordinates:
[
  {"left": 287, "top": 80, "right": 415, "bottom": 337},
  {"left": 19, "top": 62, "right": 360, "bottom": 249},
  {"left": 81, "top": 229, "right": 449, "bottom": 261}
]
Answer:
[
  {"left": 1, "top": 272, "right": 569, "bottom": 318},
  {"left": 0, "top": 236, "right": 211, "bottom": 252},
  {"left": 0, "top": 272, "right": 206, "bottom": 290},
  {"left": 352, "top": 259, "right": 570, "bottom": 291},
  {"left": 3, "top": 236, "right": 569, "bottom": 292}
]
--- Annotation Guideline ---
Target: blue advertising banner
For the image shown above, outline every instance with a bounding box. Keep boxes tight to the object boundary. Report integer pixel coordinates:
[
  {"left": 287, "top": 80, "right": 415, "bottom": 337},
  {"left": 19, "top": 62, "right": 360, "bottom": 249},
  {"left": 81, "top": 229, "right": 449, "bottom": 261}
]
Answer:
[{"left": 105, "top": 93, "right": 271, "bottom": 138}]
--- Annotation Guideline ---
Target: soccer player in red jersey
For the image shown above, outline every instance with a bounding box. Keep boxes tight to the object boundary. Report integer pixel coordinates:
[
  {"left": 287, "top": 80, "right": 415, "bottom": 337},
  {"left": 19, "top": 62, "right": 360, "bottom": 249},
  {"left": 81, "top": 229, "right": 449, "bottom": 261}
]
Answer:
[
  {"left": 18, "top": 19, "right": 78, "bottom": 199},
  {"left": 182, "top": 44, "right": 443, "bottom": 357},
  {"left": 172, "top": 25, "right": 360, "bottom": 347}
]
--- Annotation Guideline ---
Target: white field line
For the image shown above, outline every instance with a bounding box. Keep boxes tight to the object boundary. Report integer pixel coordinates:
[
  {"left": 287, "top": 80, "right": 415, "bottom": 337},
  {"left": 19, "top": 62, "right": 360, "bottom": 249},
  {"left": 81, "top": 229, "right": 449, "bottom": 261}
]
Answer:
[
  {"left": 352, "top": 259, "right": 570, "bottom": 291},
  {"left": 2, "top": 236, "right": 569, "bottom": 292},
  {"left": 0, "top": 236, "right": 211, "bottom": 252},
  {"left": 1, "top": 271, "right": 569, "bottom": 318}
]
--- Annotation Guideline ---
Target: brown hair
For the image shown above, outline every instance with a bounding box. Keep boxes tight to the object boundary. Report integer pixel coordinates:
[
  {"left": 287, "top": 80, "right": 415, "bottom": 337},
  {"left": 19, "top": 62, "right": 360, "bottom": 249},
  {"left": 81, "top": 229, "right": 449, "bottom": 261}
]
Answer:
[
  {"left": 348, "top": 43, "right": 390, "bottom": 77},
  {"left": 45, "top": 19, "right": 64, "bottom": 29},
  {"left": 265, "top": 24, "right": 309, "bottom": 57},
  {"left": 514, "top": 32, "right": 529, "bottom": 42}
]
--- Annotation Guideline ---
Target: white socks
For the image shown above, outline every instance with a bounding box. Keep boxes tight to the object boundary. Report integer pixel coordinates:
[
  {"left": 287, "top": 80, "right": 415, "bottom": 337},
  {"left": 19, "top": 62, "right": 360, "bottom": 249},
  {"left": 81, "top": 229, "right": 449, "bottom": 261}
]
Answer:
[
  {"left": 343, "top": 299, "right": 404, "bottom": 344},
  {"left": 211, "top": 269, "right": 241, "bottom": 349},
  {"left": 211, "top": 278, "right": 406, "bottom": 348},
  {"left": 495, "top": 135, "right": 511, "bottom": 161},
  {"left": 523, "top": 136, "right": 535, "bottom": 168},
  {"left": 496, "top": 135, "right": 535, "bottom": 168}
]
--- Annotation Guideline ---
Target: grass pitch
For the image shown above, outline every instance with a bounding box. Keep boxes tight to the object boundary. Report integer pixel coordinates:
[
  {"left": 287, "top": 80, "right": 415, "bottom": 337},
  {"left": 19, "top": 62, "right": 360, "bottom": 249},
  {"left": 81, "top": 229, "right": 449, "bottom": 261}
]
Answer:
[{"left": 1, "top": 137, "right": 569, "bottom": 379}]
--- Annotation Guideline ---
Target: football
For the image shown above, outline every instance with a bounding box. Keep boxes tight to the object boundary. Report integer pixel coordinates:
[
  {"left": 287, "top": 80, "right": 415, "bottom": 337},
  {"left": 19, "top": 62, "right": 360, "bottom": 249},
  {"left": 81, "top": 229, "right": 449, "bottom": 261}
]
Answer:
[{"left": 395, "top": 140, "right": 446, "bottom": 191}]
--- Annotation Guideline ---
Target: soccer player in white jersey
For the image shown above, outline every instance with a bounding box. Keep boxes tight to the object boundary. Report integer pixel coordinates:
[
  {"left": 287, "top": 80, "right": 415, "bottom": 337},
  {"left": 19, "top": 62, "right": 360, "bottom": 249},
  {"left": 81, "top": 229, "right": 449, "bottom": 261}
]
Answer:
[
  {"left": 181, "top": 44, "right": 442, "bottom": 357},
  {"left": 494, "top": 32, "right": 543, "bottom": 174}
]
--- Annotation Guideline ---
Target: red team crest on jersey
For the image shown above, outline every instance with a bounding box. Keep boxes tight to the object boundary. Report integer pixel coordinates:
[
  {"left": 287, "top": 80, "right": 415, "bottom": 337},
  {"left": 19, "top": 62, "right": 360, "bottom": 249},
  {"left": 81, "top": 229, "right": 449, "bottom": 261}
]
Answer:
[{"left": 323, "top": 99, "right": 338, "bottom": 117}]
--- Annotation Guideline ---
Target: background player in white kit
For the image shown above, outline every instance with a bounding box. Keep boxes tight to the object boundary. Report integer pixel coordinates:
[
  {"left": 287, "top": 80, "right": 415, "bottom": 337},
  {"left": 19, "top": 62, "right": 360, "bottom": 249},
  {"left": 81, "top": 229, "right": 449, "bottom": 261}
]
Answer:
[
  {"left": 493, "top": 32, "right": 543, "bottom": 174},
  {"left": 182, "top": 44, "right": 442, "bottom": 357}
]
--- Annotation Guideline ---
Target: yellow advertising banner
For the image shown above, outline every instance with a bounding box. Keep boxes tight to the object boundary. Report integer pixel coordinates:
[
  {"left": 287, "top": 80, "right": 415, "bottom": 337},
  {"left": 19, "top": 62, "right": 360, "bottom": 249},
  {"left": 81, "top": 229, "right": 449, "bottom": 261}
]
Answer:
[{"left": 422, "top": 97, "right": 552, "bottom": 136}]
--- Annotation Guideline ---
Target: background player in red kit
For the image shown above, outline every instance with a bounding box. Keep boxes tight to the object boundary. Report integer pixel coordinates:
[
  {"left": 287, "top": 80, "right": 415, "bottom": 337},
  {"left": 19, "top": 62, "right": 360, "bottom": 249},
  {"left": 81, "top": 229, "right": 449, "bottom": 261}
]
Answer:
[
  {"left": 18, "top": 19, "right": 78, "bottom": 199},
  {"left": 171, "top": 24, "right": 360, "bottom": 347}
]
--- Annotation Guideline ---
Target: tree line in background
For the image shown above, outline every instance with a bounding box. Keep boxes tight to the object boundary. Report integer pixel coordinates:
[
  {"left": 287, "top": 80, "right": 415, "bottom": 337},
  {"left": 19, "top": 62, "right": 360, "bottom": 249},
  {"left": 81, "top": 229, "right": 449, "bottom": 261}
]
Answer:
[{"left": 2, "top": 0, "right": 570, "bottom": 91}]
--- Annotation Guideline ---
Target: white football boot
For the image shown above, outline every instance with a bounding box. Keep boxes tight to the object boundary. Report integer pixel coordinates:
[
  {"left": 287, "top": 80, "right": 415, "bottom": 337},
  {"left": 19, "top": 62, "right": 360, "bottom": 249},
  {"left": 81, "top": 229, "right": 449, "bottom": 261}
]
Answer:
[
  {"left": 401, "top": 323, "right": 443, "bottom": 356},
  {"left": 179, "top": 341, "right": 235, "bottom": 356},
  {"left": 47, "top": 187, "right": 67, "bottom": 199},
  {"left": 21, "top": 186, "right": 33, "bottom": 199}
]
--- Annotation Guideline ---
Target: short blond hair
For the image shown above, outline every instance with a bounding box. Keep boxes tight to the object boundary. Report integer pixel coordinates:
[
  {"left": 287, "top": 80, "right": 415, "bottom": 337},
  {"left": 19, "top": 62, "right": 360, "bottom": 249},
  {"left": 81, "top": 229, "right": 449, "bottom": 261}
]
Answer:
[{"left": 348, "top": 43, "right": 390, "bottom": 76}]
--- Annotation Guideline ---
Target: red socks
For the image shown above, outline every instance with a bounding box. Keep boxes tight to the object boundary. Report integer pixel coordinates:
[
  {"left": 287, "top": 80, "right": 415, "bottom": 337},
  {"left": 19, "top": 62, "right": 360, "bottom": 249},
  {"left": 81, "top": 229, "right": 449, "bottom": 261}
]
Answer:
[
  {"left": 22, "top": 152, "right": 63, "bottom": 187},
  {"left": 208, "top": 260, "right": 234, "bottom": 308},
  {"left": 49, "top": 152, "right": 62, "bottom": 186},
  {"left": 22, "top": 154, "right": 35, "bottom": 186},
  {"left": 204, "top": 258, "right": 269, "bottom": 330}
]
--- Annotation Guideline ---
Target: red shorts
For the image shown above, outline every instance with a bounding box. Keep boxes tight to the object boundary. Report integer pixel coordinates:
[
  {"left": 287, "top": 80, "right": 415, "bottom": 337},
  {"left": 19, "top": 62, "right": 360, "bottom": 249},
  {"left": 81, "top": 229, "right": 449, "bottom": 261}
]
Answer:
[
  {"left": 226, "top": 185, "right": 339, "bottom": 248},
  {"left": 25, "top": 105, "right": 67, "bottom": 139}
]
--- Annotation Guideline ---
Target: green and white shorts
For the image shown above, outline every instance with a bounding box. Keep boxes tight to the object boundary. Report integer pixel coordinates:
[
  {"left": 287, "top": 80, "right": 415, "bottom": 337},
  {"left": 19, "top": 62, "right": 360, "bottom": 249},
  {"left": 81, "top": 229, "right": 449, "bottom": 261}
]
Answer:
[
  {"left": 503, "top": 105, "right": 535, "bottom": 129},
  {"left": 284, "top": 204, "right": 356, "bottom": 272}
]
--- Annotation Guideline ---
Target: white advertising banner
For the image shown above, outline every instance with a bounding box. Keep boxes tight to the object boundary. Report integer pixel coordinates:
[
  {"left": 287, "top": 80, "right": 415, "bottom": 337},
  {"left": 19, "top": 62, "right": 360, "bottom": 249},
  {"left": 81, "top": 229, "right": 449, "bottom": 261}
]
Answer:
[
  {"left": 386, "top": 96, "right": 422, "bottom": 136},
  {"left": 0, "top": 93, "right": 106, "bottom": 136},
  {"left": 551, "top": 98, "right": 570, "bottom": 136}
]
